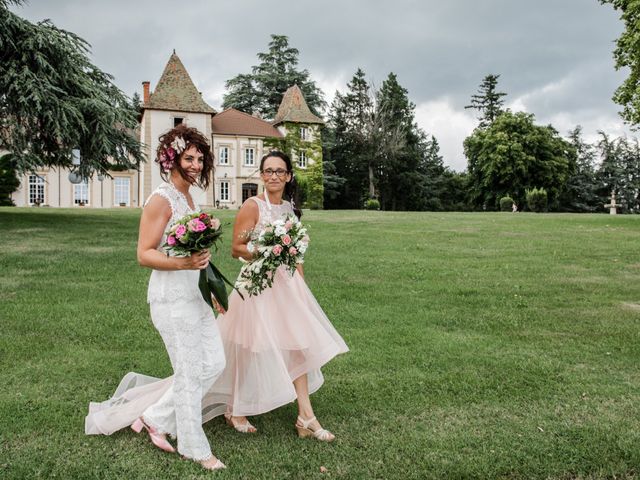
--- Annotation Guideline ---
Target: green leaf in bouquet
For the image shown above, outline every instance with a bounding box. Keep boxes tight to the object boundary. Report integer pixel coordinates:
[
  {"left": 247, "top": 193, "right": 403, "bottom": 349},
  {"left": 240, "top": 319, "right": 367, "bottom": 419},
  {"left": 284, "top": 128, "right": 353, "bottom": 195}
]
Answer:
[
  {"left": 209, "top": 262, "right": 244, "bottom": 303},
  {"left": 198, "top": 268, "right": 214, "bottom": 310},
  {"left": 205, "top": 262, "right": 229, "bottom": 311}
]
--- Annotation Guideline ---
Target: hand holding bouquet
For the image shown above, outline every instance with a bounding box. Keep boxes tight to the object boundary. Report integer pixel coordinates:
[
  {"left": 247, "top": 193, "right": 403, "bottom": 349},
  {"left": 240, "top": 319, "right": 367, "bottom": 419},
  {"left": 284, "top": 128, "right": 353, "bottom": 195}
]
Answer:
[
  {"left": 163, "top": 212, "right": 235, "bottom": 311},
  {"left": 235, "top": 214, "right": 309, "bottom": 297}
]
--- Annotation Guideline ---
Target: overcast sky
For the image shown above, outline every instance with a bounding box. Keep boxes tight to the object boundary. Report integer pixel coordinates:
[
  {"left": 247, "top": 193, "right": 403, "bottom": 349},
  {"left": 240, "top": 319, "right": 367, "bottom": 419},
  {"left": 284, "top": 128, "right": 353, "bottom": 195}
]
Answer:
[{"left": 11, "top": 0, "right": 632, "bottom": 171}]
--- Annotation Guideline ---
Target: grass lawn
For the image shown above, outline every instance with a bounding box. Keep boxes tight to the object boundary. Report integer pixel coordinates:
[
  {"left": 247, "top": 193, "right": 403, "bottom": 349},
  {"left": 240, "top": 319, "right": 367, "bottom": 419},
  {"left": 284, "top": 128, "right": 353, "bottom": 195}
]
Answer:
[{"left": 0, "top": 207, "right": 639, "bottom": 479}]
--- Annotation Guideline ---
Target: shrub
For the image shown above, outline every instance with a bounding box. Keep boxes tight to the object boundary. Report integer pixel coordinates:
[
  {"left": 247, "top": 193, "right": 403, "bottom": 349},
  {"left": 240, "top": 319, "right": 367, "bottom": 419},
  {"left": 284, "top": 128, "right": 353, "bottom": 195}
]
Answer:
[
  {"left": 499, "top": 196, "right": 514, "bottom": 212},
  {"left": 365, "top": 199, "right": 380, "bottom": 210},
  {"left": 526, "top": 187, "right": 548, "bottom": 212}
]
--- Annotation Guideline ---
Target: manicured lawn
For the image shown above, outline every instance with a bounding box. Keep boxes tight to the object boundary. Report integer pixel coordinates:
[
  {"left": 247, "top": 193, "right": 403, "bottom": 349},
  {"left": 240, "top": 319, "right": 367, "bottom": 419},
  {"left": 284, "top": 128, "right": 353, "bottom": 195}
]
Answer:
[{"left": 0, "top": 207, "right": 638, "bottom": 479}]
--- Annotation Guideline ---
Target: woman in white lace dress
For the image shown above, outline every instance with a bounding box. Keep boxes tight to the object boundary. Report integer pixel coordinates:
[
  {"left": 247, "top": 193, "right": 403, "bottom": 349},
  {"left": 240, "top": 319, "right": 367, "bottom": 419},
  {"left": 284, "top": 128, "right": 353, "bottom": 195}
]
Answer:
[{"left": 85, "top": 125, "right": 227, "bottom": 471}]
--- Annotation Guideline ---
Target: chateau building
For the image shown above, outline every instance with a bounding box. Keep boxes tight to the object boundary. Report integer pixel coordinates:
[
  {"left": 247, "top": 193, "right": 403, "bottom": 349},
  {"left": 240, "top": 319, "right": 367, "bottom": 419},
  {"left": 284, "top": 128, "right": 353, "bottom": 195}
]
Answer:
[{"left": 11, "top": 51, "right": 324, "bottom": 209}]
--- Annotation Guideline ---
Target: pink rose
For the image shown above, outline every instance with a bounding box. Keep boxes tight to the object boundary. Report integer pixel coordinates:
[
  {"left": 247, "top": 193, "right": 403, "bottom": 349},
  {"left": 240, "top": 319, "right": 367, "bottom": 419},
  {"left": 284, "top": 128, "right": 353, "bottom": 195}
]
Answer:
[
  {"left": 175, "top": 224, "right": 187, "bottom": 238},
  {"left": 272, "top": 244, "right": 283, "bottom": 255},
  {"left": 284, "top": 220, "right": 292, "bottom": 230},
  {"left": 210, "top": 218, "right": 221, "bottom": 230},
  {"left": 166, "top": 147, "right": 176, "bottom": 160},
  {"left": 289, "top": 246, "right": 297, "bottom": 256},
  {"left": 167, "top": 235, "right": 176, "bottom": 246},
  {"left": 282, "top": 234, "right": 292, "bottom": 246},
  {"left": 188, "top": 219, "right": 206, "bottom": 232}
]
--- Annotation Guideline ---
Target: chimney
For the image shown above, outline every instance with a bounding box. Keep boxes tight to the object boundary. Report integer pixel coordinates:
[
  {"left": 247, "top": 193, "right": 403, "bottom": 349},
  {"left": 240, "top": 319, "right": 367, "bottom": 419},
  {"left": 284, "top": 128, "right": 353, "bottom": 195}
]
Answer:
[{"left": 142, "top": 81, "right": 150, "bottom": 104}]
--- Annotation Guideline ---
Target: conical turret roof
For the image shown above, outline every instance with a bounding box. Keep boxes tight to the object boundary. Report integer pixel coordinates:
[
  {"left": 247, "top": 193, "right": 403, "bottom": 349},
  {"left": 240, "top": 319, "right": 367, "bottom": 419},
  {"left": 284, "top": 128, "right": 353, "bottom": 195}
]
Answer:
[
  {"left": 145, "top": 51, "right": 215, "bottom": 114},
  {"left": 273, "top": 85, "right": 323, "bottom": 125}
]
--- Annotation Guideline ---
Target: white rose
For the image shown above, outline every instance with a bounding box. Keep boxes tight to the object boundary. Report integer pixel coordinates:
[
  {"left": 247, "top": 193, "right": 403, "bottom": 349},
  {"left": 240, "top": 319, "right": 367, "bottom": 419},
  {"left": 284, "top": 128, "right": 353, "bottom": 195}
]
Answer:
[
  {"left": 171, "top": 136, "right": 186, "bottom": 154},
  {"left": 275, "top": 226, "right": 286, "bottom": 236}
]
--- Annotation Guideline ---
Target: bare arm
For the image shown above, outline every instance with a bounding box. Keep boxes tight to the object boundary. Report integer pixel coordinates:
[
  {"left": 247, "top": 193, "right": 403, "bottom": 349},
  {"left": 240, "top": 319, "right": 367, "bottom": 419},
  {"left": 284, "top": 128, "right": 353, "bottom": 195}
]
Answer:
[
  {"left": 137, "top": 195, "right": 210, "bottom": 271},
  {"left": 231, "top": 200, "right": 259, "bottom": 261}
]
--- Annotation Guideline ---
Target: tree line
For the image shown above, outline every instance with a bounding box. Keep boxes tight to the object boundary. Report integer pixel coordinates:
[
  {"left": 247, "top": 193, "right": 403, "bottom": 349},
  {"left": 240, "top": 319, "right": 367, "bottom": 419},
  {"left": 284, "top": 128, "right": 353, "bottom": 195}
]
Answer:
[
  {"left": 2, "top": 0, "right": 640, "bottom": 212},
  {"left": 222, "top": 37, "right": 639, "bottom": 213}
]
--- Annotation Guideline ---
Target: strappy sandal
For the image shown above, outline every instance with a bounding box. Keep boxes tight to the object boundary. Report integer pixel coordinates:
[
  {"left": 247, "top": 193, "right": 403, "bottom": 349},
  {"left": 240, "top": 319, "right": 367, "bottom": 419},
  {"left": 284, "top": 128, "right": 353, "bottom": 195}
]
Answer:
[
  {"left": 295, "top": 416, "right": 335, "bottom": 442},
  {"left": 224, "top": 412, "right": 257, "bottom": 433}
]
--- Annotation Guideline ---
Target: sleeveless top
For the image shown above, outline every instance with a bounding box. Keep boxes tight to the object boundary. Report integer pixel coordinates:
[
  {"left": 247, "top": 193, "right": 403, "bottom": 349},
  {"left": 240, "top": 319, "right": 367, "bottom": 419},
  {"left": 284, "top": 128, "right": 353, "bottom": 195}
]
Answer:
[
  {"left": 144, "top": 182, "right": 201, "bottom": 304},
  {"left": 248, "top": 196, "right": 295, "bottom": 231}
]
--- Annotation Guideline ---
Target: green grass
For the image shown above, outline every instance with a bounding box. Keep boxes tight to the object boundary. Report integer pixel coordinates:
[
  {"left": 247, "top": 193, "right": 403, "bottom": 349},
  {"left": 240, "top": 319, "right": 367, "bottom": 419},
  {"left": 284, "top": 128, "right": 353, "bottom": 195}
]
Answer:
[{"left": 0, "top": 208, "right": 639, "bottom": 479}]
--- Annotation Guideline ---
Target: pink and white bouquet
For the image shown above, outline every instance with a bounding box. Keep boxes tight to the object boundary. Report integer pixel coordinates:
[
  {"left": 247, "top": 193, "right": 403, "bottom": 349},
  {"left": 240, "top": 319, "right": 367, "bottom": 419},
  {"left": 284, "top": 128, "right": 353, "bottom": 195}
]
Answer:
[
  {"left": 164, "top": 212, "right": 222, "bottom": 256},
  {"left": 163, "top": 212, "right": 235, "bottom": 311},
  {"left": 235, "top": 214, "right": 309, "bottom": 297}
]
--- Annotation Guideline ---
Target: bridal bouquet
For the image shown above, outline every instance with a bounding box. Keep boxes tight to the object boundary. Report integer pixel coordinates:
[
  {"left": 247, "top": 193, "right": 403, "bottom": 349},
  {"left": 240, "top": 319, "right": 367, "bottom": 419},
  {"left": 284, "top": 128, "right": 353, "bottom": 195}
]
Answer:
[
  {"left": 235, "top": 214, "right": 309, "bottom": 297},
  {"left": 163, "top": 212, "right": 235, "bottom": 311}
]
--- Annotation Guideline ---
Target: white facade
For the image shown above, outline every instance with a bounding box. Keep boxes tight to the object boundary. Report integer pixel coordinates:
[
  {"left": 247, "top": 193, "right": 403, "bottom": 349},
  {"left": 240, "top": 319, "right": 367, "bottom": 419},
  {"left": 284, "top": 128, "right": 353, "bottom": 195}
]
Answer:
[
  {"left": 140, "top": 109, "right": 213, "bottom": 208},
  {"left": 212, "top": 134, "right": 270, "bottom": 208},
  {"left": 11, "top": 167, "right": 139, "bottom": 208}
]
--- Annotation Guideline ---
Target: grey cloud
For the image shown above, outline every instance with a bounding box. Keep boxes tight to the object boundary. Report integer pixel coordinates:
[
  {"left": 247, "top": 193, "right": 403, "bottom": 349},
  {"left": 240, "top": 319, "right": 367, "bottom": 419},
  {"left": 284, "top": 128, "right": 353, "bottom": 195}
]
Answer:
[{"left": 11, "top": 0, "right": 631, "bottom": 169}]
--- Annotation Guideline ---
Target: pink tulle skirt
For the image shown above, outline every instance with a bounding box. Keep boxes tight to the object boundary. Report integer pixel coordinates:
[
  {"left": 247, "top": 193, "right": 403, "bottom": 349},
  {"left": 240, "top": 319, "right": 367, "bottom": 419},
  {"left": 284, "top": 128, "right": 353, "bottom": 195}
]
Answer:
[
  {"left": 202, "top": 266, "right": 349, "bottom": 418},
  {"left": 85, "top": 267, "right": 348, "bottom": 435}
]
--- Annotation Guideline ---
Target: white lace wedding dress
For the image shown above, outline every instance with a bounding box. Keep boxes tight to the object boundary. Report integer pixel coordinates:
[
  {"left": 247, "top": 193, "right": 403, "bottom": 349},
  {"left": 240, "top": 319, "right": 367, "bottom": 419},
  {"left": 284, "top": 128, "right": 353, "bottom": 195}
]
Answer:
[{"left": 85, "top": 182, "right": 226, "bottom": 462}]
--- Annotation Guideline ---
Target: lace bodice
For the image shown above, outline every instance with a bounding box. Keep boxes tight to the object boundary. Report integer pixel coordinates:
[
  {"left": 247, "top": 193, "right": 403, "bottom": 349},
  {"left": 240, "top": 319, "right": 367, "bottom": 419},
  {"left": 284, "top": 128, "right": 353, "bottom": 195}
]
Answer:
[
  {"left": 145, "top": 182, "right": 198, "bottom": 255},
  {"left": 144, "top": 182, "right": 200, "bottom": 304},
  {"left": 248, "top": 196, "right": 295, "bottom": 231}
]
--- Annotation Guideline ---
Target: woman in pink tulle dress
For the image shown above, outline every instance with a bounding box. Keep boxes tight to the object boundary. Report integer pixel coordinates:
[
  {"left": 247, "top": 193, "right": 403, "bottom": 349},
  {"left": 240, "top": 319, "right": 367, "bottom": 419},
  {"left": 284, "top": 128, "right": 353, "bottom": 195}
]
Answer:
[{"left": 203, "top": 151, "right": 349, "bottom": 441}]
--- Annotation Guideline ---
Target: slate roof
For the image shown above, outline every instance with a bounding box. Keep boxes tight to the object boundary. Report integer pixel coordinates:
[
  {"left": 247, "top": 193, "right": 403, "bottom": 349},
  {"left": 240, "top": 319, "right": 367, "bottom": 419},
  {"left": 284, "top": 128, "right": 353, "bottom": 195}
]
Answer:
[
  {"left": 273, "top": 85, "right": 324, "bottom": 125},
  {"left": 144, "top": 51, "right": 215, "bottom": 114}
]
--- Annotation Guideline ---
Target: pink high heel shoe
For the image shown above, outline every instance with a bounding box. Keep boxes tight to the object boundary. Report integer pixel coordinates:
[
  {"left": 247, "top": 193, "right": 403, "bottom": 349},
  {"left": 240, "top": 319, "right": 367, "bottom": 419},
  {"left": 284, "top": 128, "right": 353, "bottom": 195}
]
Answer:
[{"left": 131, "top": 417, "right": 176, "bottom": 453}]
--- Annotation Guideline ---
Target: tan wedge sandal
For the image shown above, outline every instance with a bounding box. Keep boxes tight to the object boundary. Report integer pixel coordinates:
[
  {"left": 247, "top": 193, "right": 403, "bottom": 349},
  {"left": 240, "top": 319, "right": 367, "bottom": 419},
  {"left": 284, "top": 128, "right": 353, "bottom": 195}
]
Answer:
[
  {"left": 295, "top": 416, "right": 335, "bottom": 442},
  {"left": 224, "top": 412, "right": 257, "bottom": 433}
]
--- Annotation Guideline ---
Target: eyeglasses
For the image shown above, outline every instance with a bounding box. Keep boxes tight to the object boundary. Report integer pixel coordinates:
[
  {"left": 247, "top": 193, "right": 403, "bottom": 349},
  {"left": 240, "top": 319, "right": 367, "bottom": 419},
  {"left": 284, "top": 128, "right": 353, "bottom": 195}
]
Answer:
[{"left": 261, "top": 169, "right": 289, "bottom": 178}]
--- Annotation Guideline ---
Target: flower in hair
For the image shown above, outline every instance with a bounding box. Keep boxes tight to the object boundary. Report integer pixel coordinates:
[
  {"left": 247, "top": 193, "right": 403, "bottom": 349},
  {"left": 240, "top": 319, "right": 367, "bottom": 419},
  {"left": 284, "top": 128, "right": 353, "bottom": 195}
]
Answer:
[
  {"left": 159, "top": 149, "right": 173, "bottom": 172},
  {"left": 171, "top": 136, "right": 186, "bottom": 155},
  {"left": 158, "top": 135, "right": 187, "bottom": 172}
]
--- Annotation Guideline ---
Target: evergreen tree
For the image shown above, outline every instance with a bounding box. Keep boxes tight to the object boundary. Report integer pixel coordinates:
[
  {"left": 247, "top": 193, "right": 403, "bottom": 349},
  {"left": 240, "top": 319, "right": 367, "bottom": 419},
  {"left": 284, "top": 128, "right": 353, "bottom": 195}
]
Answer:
[
  {"left": 621, "top": 137, "right": 640, "bottom": 211},
  {"left": 608, "top": 135, "right": 640, "bottom": 212},
  {"left": 222, "top": 35, "right": 325, "bottom": 119},
  {"left": 320, "top": 125, "right": 346, "bottom": 206},
  {"left": 328, "top": 69, "right": 376, "bottom": 208},
  {"left": 0, "top": 0, "right": 143, "bottom": 176},
  {"left": 222, "top": 74, "right": 260, "bottom": 115},
  {"left": 328, "top": 70, "right": 448, "bottom": 210},
  {"left": 559, "top": 126, "right": 600, "bottom": 212},
  {"left": 440, "top": 170, "right": 470, "bottom": 211},
  {"left": 375, "top": 73, "right": 416, "bottom": 210},
  {"left": 465, "top": 74, "right": 507, "bottom": 128},
  {"left": 596, "top": 131, "right": 625, "bottom": 202},
  {"left": 131, "top": 92, "right": 143, "bottom": 123}
]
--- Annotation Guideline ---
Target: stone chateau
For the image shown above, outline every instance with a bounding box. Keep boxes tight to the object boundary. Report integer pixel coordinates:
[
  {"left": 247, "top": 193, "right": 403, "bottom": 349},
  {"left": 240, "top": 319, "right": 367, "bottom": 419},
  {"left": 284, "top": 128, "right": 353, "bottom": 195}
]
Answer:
[{"left": 11, "top": 51, "right": 324, "bottom": 209}]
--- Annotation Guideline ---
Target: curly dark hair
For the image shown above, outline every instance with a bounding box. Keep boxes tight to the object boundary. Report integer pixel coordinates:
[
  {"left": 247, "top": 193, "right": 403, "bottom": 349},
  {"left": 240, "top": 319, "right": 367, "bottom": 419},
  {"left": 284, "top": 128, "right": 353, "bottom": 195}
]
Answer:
[{"left": 156, "top": 124, "right": 214, "bottom": 190}]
